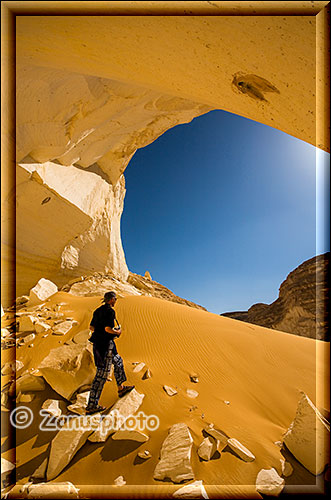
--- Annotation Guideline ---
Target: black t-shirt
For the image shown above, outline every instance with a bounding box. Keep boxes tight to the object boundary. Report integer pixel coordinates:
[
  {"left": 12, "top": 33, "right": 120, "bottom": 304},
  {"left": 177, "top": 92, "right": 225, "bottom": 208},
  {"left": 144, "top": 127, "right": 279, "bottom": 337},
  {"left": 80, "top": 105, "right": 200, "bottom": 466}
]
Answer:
[{"left": 89, "top": 303, "right": 118, "bottom": 355}]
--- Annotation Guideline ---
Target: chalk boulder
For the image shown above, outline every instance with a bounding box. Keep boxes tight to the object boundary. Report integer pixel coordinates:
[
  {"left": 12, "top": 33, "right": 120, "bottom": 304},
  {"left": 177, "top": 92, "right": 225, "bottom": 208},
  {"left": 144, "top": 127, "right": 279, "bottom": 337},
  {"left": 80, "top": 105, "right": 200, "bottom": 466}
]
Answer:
[
  {"left": 28, "top": 278, "right": 58, "bottom": 306},
  {"left": 255, "top": 468, "right": 285, "bottom": 496}
]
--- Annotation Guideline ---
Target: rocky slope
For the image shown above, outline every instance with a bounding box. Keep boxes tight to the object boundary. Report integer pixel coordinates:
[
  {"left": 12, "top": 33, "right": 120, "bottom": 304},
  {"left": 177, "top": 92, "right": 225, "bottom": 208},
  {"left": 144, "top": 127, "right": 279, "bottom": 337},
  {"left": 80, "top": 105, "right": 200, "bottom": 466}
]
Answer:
[{"left": 221, "top": 253, "right": 330, "bottom": 341}]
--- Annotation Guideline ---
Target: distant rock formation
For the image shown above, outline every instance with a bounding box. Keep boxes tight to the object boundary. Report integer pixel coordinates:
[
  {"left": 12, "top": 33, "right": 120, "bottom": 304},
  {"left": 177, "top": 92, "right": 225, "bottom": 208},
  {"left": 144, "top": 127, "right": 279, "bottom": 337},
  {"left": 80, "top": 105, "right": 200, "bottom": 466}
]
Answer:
[{"left": 221, "top": 253, "right": 330, "bottom": 340}]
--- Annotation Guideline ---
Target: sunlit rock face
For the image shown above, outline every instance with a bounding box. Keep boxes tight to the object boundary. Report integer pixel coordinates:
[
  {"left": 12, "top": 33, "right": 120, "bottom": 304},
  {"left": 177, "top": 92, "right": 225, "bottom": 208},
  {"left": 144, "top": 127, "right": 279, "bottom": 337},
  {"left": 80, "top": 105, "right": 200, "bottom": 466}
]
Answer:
[{"left": 14, "top": 67, "right": 210, "bottom": 296}]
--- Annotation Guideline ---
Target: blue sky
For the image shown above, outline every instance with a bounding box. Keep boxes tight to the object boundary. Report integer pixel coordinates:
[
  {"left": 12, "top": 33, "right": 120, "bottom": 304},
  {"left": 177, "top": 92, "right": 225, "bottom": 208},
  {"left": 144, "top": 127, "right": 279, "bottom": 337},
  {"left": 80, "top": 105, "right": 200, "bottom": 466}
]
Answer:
[{"left": 121, "top": 109, "right": 329, "bottom": 314}]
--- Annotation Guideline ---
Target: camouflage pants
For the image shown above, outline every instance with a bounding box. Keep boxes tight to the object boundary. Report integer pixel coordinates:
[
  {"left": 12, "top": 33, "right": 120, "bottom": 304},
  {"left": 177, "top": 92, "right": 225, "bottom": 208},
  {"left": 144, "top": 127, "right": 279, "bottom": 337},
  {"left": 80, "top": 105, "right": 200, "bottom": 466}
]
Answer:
[{"left": 87, "top": 341, "right": 127, "bottom": 409}]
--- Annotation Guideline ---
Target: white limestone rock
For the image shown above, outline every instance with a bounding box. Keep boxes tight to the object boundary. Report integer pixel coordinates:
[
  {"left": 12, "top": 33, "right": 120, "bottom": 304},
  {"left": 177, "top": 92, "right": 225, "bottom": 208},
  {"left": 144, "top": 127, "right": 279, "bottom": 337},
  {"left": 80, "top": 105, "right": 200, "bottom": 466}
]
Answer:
[
  {"left": 138, "top": 450, "right": 152, "bottom": 460},
  {"left": 28, "top": 278, "right": 58, "bottom": 306},
  {"left": 18, "top": 333, "right": 36, "bottom": 345},
  {"left": 153, "top": 423, "right": 194, "bottom": 483},
  {"left": 255, "top": 468, "right": 285, "bottom": 496},
  {"left": 280, "top": 458, "right": 293, "bottom": 477},
  {"left": 17, "top": 393, "right": 35, "bottom": 403},
  {"left": 142, "top": 368, "right": 152, "bottom": 379},
  {"left": 173, "top": 480, "right": 209, "bottom": 499},
  {"left": 227, "top": 438, "right": 255, "bottom": 462},
  {"left": 47, "top": 415, "right": 101, "bottom": 480},
  {"left": 163, "top": 385, "right": 178, "bottom": 396},
  {"left": 1, "top": 458, "right": 15, "bottom": 488},
  {"left": 204, "top": 425, "right": 228, "bottom": 452},
  {"left": 283, "top": 392, "right": 330, "bottom": 475},
  {"left": 186, "top": 389, "right": 199, "bottom": 399},
  {"left": 23, "top": 481, "right": 79, "bottom": 499},
  {"left": 190, "top": 374, "right": 199, "bottom": 383},
  {"left": 16, "top": 374, "right": 46, "bottom": 392},
  {"left": 38, "top": 343, "right": 95, "bottom": 400},
  {"left": 34, "top": 320, "right": 52, "bottom": 334},
  {"left": 198, "top": 437, "right": 217, "bottom": 461},
  {"left": 132, "top": 362, "right": 145, "bottom": 373},
  {"left": 53, "top": 320, "right": 75, "bottom": 336},
  {"left": 89, "top": 389, "right": 145, "bottom": 442},
  {"left": 31, "top": 458, "right": 48, "bottom": 480},
  {"left": 42, "top": 399, "right": 62, "bottom": 418},
  {"left": 114, "top": 476, "right": 126, "bottom": 486},
  {"left": 112, "top": 429, "right": 149, "bottom": 442},
  {"left": 67, "top": 391, "right": 90, "bottom": 415}
]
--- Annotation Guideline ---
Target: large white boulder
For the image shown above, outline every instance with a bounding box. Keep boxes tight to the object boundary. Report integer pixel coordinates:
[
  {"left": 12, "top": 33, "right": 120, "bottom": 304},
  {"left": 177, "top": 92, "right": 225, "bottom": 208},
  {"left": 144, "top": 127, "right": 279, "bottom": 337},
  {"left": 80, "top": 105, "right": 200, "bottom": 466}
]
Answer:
[
  {"left": 28, "top": 278, "right": 58, "bottom": 306},
  {"left": 89, "top": 388, "right": 145, "bottom": 442},
  {"left": 38, "top": 342, "right": 95, "bottom": 400},
  {"left": 283, "top": 392, "right": 330, "bottom": 475},
  {"left": 255, "top": 468, "right": 285, "bottom": 496},
  {"left": 154, "top": 423, "right": 194, "bottom": 483},
  {"left": 47, "top": 415, "right": 101, "bottom": 480}
]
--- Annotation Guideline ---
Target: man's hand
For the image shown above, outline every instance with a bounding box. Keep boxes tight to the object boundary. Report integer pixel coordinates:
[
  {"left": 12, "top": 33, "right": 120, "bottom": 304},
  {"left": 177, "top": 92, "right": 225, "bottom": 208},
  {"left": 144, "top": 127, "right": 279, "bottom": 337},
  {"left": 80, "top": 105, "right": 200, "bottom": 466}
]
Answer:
[{"left": 105, "top": 326, "right": 121, "bottom": 337}]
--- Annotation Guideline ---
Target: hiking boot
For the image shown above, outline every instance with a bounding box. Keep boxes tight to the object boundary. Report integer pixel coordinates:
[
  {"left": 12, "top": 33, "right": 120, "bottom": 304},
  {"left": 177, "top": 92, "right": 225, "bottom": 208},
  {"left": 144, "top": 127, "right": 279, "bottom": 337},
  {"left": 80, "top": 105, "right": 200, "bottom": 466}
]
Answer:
[{"left": 118, "top": 385, "right": 135, "bottom": 398}]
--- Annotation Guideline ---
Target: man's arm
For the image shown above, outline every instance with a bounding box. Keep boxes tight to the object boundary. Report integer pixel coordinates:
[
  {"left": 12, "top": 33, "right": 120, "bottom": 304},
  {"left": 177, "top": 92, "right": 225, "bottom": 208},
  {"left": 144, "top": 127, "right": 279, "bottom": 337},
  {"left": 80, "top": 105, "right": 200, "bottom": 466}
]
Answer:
[{"left": 105, "top": 326, "right": 121, "bottom": 337}]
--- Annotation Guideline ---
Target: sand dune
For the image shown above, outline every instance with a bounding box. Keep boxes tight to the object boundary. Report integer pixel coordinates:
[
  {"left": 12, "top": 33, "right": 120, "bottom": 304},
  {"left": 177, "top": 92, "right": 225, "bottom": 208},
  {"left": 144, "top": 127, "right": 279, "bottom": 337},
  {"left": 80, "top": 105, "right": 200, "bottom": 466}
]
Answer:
[{"left": 2, "top": 292, "right": 329, "bottom": 498}]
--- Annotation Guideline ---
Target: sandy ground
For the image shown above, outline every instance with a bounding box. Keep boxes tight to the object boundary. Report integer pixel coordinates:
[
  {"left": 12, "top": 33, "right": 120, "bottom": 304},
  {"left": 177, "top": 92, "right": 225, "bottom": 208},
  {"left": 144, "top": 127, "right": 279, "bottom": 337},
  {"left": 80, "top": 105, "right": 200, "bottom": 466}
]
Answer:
[{"left": 1, "top": 292, "right": 329, "bottom": 498}]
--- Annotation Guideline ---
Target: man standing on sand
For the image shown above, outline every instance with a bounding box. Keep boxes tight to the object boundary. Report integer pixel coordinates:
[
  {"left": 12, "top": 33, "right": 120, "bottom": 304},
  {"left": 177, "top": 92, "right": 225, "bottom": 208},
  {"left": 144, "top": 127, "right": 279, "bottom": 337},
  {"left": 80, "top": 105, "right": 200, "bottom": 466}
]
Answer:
[{"left": 86, "top": 291, "right": 134, "bottom": 414}]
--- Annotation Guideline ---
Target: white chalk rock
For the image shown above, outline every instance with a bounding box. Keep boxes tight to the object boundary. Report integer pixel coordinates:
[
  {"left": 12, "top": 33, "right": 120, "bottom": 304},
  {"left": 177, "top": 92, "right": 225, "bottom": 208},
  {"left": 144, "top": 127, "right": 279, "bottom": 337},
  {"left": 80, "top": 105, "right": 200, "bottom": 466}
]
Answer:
[
  {"left": 34, "top": 320, "right": 52, "bottom": 334},
  {"left": 53, "top": 320, "right": 75, "bottom": 336},
  {"left": 154, "top": 423, "right": 194, "bottom": 483},
  {"left": 39, "top": 343, "right": 95, "bottom": 400},
  {"left": 204, "top": 426, "right": 228, "bottom": 452},
  {"left": 28, "top": 278, "right": 58, "bottom": 306},
  {"left": 89, "top": 389, "right": 145, "bottom": 442},
  {"left": 132, "top": 362, "right": 145, "bottom": 373},
  {"left": 256, "top": 468, "right": 285, "bottom": 496},
  {"left": 283, "top": 392, "right": 330, "bottom": 475},
  {"left": 1, "top": 457, "right": 15, "bottom": 487},
  {"left": 17, "top": 393, "right": 35, "bottom": 403},
  {"left": 18, "top": 333, "right": 36, "bottom": 345},
  {"left": 67, "top": 391, "right": 90, "bottom": 415},
  {"left": 18, "top": 315, "right": 35, "bottom": 332},
  {"left": 42, "top": 399, "right": 62, "bottom": 418},
  {"left": 112, "top": 429, "right": 149, "bottom": 442},
  {"left": 138, "top": 450, "right": 152, "bottom": 460},
  {"left": 142, "top": 368, "right": 152, "bottom": 379},
  {"left": 72, "top": 329, "right": 90, "bottom": 344},
  {"left": 47, "top": 415, "right": 101, "bottom": 480},
  {"left": 227, "top": 438, "right": 255, "bottom": 462},
  {"left": 173, "top": 480, "right": 209, "bottom": 499},
  {"left": 198, "top": 436, "right": 217, "bottom": 461},
  {"left": 280, "top": 458, "right": 293, "bottom": 477},
  {"left": 24, "top": 481, "right": 79, "bottom": 499},
  {"left": 114, "top": 475, "right": 126, "bottom": 486},
  {"left": 16, "top": 373, "right": 46, "bottom": 392},
  {"left": 186, "top": 389, "right": 199, "bottom": 399},
  {"left": 163, "top": 385, "right": 178, "bottom": 396},
  {"left": 31, "top": 458, "right": 48, "bottom": 480}
]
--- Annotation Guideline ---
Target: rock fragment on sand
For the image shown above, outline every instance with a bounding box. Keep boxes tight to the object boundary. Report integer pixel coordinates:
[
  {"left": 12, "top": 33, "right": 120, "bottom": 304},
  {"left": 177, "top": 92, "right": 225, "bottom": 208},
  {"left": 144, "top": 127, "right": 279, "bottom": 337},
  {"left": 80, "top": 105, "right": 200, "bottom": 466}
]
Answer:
[
  {"left": 283, "top": 391, "right": 330, "bottom": 475},
  {"left": 1, "top": 458, "right": 15, "bottom": 488},
  {"left": 34, "top": 320, "right": 51, "bottom": 334},
  {"left": 114, "top": 475, "right": 126, "bottom": 486},
  {"left": 72, "top": 329, "right": 90, "bottom": 344},
  {"left": 227, "top": 438, "right": 255, "bottom": 462},
  {"left": 190, "top": 374, "right": 199, "bottom": 383},
  {"left": 22, "top": 481, "right": 79, "bottom": 499},
  {"left": 153, "top": 423, "right": 194, "bottom": 483},
  {"left": 198, "top": 436, "right": 217, "bottom": 461},
  {"left": 38, "top": 343, "right": 95, "bottom": 400},
  {"left": 255, "top": 468, "right": 285, "bottom": 496},
  {"left": 17, "top": 393, "right": 35, "bottom": 403},
  {"left": 186, "top": 389, "right": 199, "bottom": 399},
  {"left": 53, "top": 320, "right": 75, "bottom": 336},
  {"left": 163, "top": 385, "right": 178, "bottom": 396},
  {"left": 31, "top": 458, "right": 48, "bottom": 480},
  {"left": 280, "top": 458, "right": 293, "bottom": 477},
  {"left": 132, "top": 362, "right": 145, "bottom": 373},
  {"left": 47, "top": 414, "right": 101, "bottom": 480},
  {"left": 16, "top": 373, "right": 46, "bottom": 392},
  {"left": 42, "top": 399, "right": 62, "bottom": 418},
  {"left": 112, "top": 429, "right": 149, "bottom": 442},
  {"left": 142, "top": 368, "right": 152, "bottom": 379},
  {"left": 28, "top": 278, "right": 58, "bottom": 306},
  {"left": 173, "top": 480, "right": 209, "bottom": 499},
  {"left": 138, "top": 450, "right": 152, "bottom": 460},
  {"left": 89, "top": 389, "right": 145, "bottom": 442},
  {"left": 18, "top": 333, "right": 36, "bottom": 346},
  {"left": 204, "top": 425, "right": 228, "bottom": 452},
  {"left": 67, "top": 391, "right": 90, "bottom": 415}
]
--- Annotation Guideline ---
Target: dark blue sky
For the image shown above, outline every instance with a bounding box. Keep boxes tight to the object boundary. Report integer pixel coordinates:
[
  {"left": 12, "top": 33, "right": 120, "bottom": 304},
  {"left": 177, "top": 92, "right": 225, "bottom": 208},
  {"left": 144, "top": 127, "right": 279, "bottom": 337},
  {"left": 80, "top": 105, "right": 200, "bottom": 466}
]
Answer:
[{"left": 121, "top": 109, "right": 325, "bottom": 314}]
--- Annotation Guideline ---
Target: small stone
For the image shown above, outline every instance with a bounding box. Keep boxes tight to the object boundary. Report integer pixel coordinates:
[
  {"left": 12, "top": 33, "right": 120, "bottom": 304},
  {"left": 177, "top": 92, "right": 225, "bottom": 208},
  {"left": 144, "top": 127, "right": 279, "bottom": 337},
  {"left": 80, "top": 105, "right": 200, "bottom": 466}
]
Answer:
[
  {"left": 198, "top": 436, "right": 217, "bottom": 461},
  {"left": 53, "top": 320, "right": 75, "bottom": 336},
  {"left": 142, "top": 368, "right": 152, "bottom": 379},
  {"left": 114, "top": 475, "right": 126, "bottom": 486},
  {"left": 227, "top": 438, "right": 255, "bottom": 462},
  {"left": 256, "top": 468, "right": 285, "bottom": 496},
  {"left": 223, "top": 400, "right": 230, "bottom": 405},
  {"left": 173, "top": 480, "right": 209, "bottom": 499},
  {"left": 34, "top": 321, "right": 51, "bottom": 334},
  {"left": 186, "top": 389, "right": 199, "bottom": 399},
  {"left": 42, "top": 399, "right": 62, "bottom": 417},
  {"left": 112, "top": 430, "right": 149, "bottom": 442},
  {"left": 132, "top": 362, "right": 145, "bottom": 373},
  {"left": 138, "top": 450, "right": 152, "bottom": 460},
  {"left": 16, "top": 373, "right": 46, "bottom": 392},
  {"left": 19, "top": 333, "right": 36, "bottom": 345},
  {"left": 31, "top": 458, "right": 48, "bottom": 480},
  {"left": 17, "top": 393, "right": 35, "bottom": 403},
  {"left": 190, "top": 374, "right": 199, "bottom": 383},
  {"left": 204, "top": 426, "right": 228, "bottom": 452},
  {"left": 274, "top": 441, "right": 283, "bottom": 448},
  {"left": 163, "top": 385, "right": 178, "bottom": 396},
  {"left": 67, "top": 391, "right": 90, "bottom": 415},
  {"left": 280, "top": 458, "right": 293, "bottom": 477}
]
